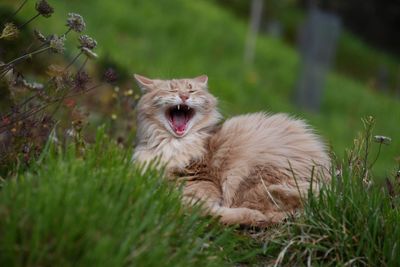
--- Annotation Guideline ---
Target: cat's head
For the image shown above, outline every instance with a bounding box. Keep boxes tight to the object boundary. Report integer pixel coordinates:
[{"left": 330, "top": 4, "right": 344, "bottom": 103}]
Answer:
[{"left": 134, "top": 74, "right": 221, "bottom": 138}]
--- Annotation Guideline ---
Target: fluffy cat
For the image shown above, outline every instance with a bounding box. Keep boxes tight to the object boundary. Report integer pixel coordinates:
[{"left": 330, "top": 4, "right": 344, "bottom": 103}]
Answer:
[{"left": 132, "top": 74, "right": 331, "bottom": 227}]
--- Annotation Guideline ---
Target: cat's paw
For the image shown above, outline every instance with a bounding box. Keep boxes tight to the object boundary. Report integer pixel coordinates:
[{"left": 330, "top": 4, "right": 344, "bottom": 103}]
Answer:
[
  {"left": 247, "top": 210, "right": 270, "bottom": 225},
  {"left": 218, "top": 207, "right": 269, "bottom": 227},
  {"left": 245, "top": 211, "right": 288, "bottom": 228}
]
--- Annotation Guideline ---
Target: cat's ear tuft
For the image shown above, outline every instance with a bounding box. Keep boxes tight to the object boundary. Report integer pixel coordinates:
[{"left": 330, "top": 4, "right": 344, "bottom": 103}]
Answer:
[
  {"left": 134, "top": 74, "right": 155, "bottom": 93},
  {"left": 193, "top": 75, "right": 208, "bottom": 88}
]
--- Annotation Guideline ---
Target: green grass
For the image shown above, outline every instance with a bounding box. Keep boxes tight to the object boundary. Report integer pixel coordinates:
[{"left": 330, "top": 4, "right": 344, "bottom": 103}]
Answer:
[
  {"left": 1, "top": 122, "right": 399, "bottom": 266},
  {"left": 0, "top": 129, "right": 259, "bottom": 266},
  {"left": 258, "top": 118, "right": 400, "bottom": 266},
  {"left": 260, "top": 172, "right": 400, "bottom": 265},
  {"left": 336, "top": 31, "right": 400, "bottom": 88},
  {"left": 263, "top": 171, "right": 400, "bottom": 266}
]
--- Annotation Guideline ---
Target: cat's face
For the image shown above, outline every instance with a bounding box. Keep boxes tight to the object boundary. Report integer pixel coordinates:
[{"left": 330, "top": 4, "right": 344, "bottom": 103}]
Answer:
[{"left": 134, "top": 74, "right": 220, "bottom": 138}]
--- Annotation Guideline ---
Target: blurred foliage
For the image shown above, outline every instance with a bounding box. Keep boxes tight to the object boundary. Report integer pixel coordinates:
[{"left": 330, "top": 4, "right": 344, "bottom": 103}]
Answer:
[
  {"left": 316, "top": 0, "right": 400, "bottom": 56},
  {"left": 213, "top": 0, "right": 400, "bottom": 95},
  {"left": 0, "top": 1, "right": 137, "bottom": 176}
]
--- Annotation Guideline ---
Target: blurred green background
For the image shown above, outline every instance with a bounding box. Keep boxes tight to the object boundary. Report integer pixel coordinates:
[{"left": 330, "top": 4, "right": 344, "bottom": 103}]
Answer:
[{"left": 1, "top": 0, "right": 399, "bottom": 175}]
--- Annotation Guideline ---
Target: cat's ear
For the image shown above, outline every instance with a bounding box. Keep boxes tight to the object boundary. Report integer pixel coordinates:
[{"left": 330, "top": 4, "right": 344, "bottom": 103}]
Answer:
[
  {"left": 193, "top": 75, "right": 208, "bottom": 89},
  {"left": 134, "top": 74, "right": 155, "bottom": 93}
]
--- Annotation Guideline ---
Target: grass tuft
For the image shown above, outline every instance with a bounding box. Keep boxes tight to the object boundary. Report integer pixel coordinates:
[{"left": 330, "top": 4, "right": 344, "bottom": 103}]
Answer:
[{"left": 255, "top": 117, "right": 400, "bottom": 266}]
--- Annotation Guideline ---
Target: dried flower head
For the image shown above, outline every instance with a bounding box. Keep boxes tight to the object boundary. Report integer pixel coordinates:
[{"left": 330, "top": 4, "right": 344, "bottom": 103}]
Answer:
[
  {"left": 0, "top": 23, "right": 19, "bottom": 40},
  {"left": 47, "top": 65, "right": 72, "bottom": 90},
  {"left": 33, "top": 29, "right": 47, "bottom": 43},
  {"left": 46, "top": 64, "right": 65, "bottom": 77},
  {"left": 73, "top": 70, "right": 90, "bottom": 91},
  {"left": 20, "top": 80, "right": 44, "bottom": 90},
  {"left": 81, "top": 47, "right": 98, "bottom": 59},
  {"left": 49, "top": 35, "right": 66, "bottom": 53},
  {"left": 103, "top": 68, "right": 118, "bottom": 83},
  {"left": 374, "top": 135, "right": 392, "bottom": 145},
  {"left": 79, "top": 35, "right": 97, "bottom": 50},
  {"left": 66, "top": 13, "right": 86, "bottom": 33},
  {"left": 35, "top": 0, "right": 54, "bottom": 18}
]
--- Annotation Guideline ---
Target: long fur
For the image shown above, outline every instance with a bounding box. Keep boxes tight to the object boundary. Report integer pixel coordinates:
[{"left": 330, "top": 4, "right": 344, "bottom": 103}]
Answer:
[{"left": 133, "top": 74, "right": 331, "bottom": 227}]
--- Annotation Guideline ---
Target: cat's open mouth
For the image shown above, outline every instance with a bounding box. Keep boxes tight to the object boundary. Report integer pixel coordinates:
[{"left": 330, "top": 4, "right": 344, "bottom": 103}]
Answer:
[{"left": 166, "top": 104, "right": 195, "bottom": 136}]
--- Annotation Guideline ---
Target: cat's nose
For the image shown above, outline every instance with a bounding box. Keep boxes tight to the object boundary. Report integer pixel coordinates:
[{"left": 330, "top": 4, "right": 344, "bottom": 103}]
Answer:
[{"left": 179, "top": 93, "right": 189, "bottom": 102}]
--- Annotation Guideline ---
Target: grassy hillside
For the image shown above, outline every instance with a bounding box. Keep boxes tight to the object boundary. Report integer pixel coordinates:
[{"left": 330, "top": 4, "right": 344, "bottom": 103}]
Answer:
[
  {"left": 1, "top": 123, "right": 399, "bottom": 266},
  {"left": 12, "top": 0, "right": 398, "bottom": 175}
]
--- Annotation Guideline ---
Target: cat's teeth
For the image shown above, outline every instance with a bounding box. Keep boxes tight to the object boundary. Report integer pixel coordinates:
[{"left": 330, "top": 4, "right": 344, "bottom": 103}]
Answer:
[{"left": 177, "top": 105, "right": 180, "bottom": 110}]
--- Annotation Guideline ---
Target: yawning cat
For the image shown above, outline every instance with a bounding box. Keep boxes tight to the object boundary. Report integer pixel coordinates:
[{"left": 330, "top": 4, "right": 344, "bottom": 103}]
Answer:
[{"left": 133, "top": 74, "right": 331, "bottom": 227}]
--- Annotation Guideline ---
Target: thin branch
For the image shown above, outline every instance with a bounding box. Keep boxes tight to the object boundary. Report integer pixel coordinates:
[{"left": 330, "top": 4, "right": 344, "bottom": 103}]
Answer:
[
  {"left": 2, "top": 51, "right": 85, "bottom": 117},
  {"left": 78, "top": 57, "right": 88, "bottom": 72},
  {"left": 18, "top": 13, "right": 40, "bottom": 29},
  {"left": 260, "top": 176, "right": 282, "bottom": 211},
  {"left": 1, "top": 46, "right": 51, "bottom": 70},
  {"left": 369, "top": 143, "right": 382, "bottom": 169},
  {"left": 67, "top": 84, "right": 103, "bottom": 98},
  {"left": 49, "top": 89, "right": 70, "bottom": 118},
  {"left": 1, "top": 94, "right": 37, "bottom": 118},
  {"left": 1, "top": 0, "right": 28, "bottom": 25},
  {"left": 0, "top": 104, "right": 50, "bottom": 133},
  {"left": 362, "top": 122, "right": 372, "bottom": 180},
  {"left": 49, "top": 83, "right": 102, "bottom": 117},
  {"left": 0, "top": 46, "right": 51, "bottom": 79},
  {"left": 0, "top": 84, "right": 103, "bottom": 134},
  {"left": 63, "top": 28, "right": 72, "bottom": 36},
  {"left": 64, "top": 51, "right": 83, "bottom": 71}
]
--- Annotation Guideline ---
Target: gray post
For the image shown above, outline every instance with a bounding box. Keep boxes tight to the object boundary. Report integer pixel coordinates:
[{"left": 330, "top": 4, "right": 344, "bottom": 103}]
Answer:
[
  {"left": 244, "top": 0, "right": 264, "bottom": 66},
  {"left": 396, "top": 70, "right": 400, "bottom": 99},
  {"left": 377, "top": 65, "right": 389, "bottom": 93},
  {"left": 295, "top": 7, "right": 341, "bottom": 111}
]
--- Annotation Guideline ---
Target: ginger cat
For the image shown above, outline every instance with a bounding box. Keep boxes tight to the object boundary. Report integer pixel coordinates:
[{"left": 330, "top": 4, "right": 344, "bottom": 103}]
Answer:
[{"left": 133, "top": 74, "right": 330, "bottom": 227}]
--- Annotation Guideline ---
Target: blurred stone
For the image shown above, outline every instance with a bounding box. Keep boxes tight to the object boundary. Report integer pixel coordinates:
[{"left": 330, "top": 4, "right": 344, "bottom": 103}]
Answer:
[
  {"left": 266, "top": 20, "right": 282, "bottom": 39},
  {"left": 377, "top": 65, "right": 389, "bottom": 93}
]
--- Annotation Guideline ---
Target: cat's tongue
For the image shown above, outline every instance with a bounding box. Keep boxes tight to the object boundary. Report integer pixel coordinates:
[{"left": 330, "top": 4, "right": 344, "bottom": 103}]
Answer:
[{"left": 171, "top": 112, "right": 187, "bottom": 135}]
